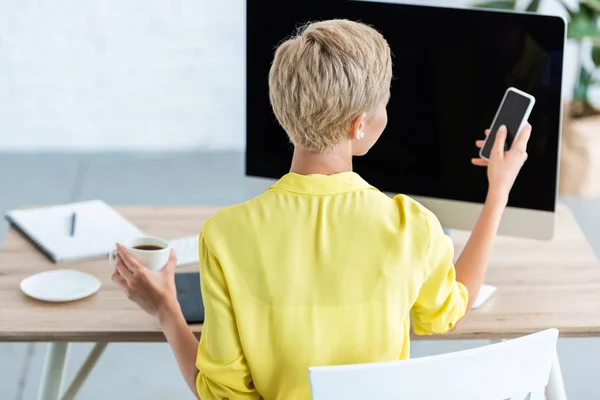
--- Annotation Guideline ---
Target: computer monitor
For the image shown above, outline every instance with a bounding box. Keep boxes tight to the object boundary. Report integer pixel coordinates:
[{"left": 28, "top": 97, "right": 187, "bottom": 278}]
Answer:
[{"left": 245, "top": 0, "right": 565, "bottom": 240}]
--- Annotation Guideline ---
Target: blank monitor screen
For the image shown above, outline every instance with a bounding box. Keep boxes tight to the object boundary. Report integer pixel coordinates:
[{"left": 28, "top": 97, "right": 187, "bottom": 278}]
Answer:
[{"left": 246, "top": 0, "right": 565, "bottom": 213}]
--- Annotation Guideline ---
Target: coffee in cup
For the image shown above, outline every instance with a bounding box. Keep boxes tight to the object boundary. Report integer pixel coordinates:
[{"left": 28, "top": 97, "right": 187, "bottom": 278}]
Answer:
[
  {"left": 109, "top": 236, "right": 171, "bottom": 271},
  {"left": 132, "top": 244, "right": 164, "bottom": 251}
]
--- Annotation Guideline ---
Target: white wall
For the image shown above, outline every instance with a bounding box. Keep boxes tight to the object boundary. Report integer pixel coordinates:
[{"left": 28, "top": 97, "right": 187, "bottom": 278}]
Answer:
[
  {"left": 0, "top": 0, "right": 573, "bottom": 151},
  {"left": 0, "top": 0, "right": 245, "bottom": 151}
]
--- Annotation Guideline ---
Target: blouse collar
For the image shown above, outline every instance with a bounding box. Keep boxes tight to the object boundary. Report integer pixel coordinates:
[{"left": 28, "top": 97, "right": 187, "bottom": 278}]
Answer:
[{"left": 269, "top": 172, "right": 378, "bottom": 196}]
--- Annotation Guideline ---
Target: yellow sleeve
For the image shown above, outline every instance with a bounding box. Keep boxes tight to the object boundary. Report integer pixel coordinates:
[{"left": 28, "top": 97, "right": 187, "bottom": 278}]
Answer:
[
  {"left": 195, "top": 231, "right": 259, "bottom": 399},
  {"left": 411, "top": 211, "right": 469, "bottom": 335}
]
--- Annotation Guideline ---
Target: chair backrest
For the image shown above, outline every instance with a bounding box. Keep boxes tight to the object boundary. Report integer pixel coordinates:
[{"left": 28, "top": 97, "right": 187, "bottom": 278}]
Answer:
[{"left": 309, "top": 329, "right": 558, "bottom": 400}]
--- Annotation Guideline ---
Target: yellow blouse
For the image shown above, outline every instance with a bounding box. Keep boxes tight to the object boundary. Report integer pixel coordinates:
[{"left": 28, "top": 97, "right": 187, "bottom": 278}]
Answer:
[{"left": 195, "top": 172, "right": 468, "bottom": 400}]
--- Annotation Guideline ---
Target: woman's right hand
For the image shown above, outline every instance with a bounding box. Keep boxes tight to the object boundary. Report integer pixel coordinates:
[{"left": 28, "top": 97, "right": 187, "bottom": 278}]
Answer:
[{"left": 472, "top": 123, "right": 532, "bottom": 203}]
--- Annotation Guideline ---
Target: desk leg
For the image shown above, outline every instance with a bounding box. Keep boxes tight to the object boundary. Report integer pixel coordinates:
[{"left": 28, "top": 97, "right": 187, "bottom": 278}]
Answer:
[
  {"left": 546, "top": 352, "right": 568, "bottom": 400},
  {"left": 60, "top": 342, "right": 107, "bottom": 400},
  {"left": 37, "top": 343, "right": 69, "bottom": 400}
]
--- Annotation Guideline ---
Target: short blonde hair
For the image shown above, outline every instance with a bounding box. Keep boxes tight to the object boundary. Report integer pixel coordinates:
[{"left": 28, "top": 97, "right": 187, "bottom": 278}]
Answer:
[{"left": 268, "top": 19, "right": 393, "bottom": 153}]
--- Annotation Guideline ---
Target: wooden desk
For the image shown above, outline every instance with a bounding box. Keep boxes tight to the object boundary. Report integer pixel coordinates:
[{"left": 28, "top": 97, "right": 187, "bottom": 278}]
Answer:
[
  {"left": 1, "top": 204, "right": 598, "bottom": 400},
  {"left": 0, "top": 206, "right": 220, "bottom": 343},
  {"left": 447, "top": 204, "right": 600, "bottom": 340}
]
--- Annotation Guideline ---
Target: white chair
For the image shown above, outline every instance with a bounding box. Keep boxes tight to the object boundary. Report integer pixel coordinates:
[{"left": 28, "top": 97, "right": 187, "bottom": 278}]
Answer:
[{"left": 309, "top": 329, "right": 559, "bottom": 400}]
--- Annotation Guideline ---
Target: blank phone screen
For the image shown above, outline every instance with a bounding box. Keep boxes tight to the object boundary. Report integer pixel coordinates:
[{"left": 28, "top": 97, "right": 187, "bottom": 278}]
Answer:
[{"left": 481, "top": 90, "right": 533, "bottom": 158}]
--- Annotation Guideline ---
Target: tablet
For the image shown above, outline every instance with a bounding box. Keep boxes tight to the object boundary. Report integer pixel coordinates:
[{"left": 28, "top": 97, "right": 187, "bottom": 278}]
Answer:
[{"left": 175, "top": 272, "right": 205, "bottom": 324}]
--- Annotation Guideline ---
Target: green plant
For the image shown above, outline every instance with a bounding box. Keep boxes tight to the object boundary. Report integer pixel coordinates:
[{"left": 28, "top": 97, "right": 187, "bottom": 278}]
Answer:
[{"left": 474, "top": 0, "right": 600, "bottom": 117}]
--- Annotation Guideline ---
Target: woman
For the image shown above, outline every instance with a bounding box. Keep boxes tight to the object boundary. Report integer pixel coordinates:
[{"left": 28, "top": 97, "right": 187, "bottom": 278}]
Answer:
[{"left": 112, "top": 19, "right": 531, "bottom": 400}]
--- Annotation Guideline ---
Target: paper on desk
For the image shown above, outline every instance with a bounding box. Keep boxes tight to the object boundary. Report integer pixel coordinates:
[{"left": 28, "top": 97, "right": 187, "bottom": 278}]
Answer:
[
  {"left": 472, "top": 284, "right": 497, "bottom": 309},
  {"left": 5, "top": 200, "right": 143, "bottom": 263}
]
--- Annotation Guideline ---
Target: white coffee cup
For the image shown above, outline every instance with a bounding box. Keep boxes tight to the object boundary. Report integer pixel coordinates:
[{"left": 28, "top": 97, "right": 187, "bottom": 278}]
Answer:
[{"left": 109, "top": 236, "right": 171, "bottom": 271}]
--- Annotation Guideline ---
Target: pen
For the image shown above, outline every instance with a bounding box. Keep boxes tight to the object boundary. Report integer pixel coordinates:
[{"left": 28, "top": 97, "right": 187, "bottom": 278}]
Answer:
[{"left": 70, "top": 212, "right": 77, "bottom": 237}]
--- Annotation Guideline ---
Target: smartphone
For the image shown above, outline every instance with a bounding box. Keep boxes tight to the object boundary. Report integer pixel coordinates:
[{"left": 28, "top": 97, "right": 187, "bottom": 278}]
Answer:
[{"left": 479, "top": 87, "right": 535, "bottom": 160}]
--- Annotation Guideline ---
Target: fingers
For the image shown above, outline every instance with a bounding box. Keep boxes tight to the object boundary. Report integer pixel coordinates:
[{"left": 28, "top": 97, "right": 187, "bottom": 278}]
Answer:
[
  {"left": 162, "top": 250, "right": 178, "bottom": 273},
  {"left": 112, "top": 270, "right": 126, "bottom": 285},
  {"left": 116, "top": 243, "right": 143, "bottom": 273},
  {"left": 491, "top": 125, "right": 507, "bottom": 159},
  {"left": 111, "top": 270, "right": 131, "bottom": 297},
  {"left": 474, "top": 129, "right": 490, "bottom": 149},
  {"left": 471, "top": 158, "right": 489, "bottom": 167},
  {"left": 115, "top": 254, "right": 133, "bottom": 281},
  {"left": 512, "top": 122, "right": 532, "bottom": 153}
]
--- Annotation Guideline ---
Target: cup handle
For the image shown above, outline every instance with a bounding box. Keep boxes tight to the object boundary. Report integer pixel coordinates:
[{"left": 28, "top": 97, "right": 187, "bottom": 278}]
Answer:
[{"left": 109, "top": 249, "right": 118, "bottom": 266}]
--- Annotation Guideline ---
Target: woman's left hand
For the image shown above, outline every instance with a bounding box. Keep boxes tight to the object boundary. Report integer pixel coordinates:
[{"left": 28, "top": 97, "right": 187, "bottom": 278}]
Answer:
[{"left": 112, "top": 243, "right": 179, "bottom": 319}]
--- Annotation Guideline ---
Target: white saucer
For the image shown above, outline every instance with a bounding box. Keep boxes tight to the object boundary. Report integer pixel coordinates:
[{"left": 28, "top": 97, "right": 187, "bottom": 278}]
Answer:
[{"left": 20, "top": 269, "right": 101, "bottom": 302}]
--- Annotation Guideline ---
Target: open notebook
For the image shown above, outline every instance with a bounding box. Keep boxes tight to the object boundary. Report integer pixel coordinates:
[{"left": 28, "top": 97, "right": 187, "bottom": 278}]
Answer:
[{"left": 5, "top": 200, "right": 143, "bottom": 263}]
